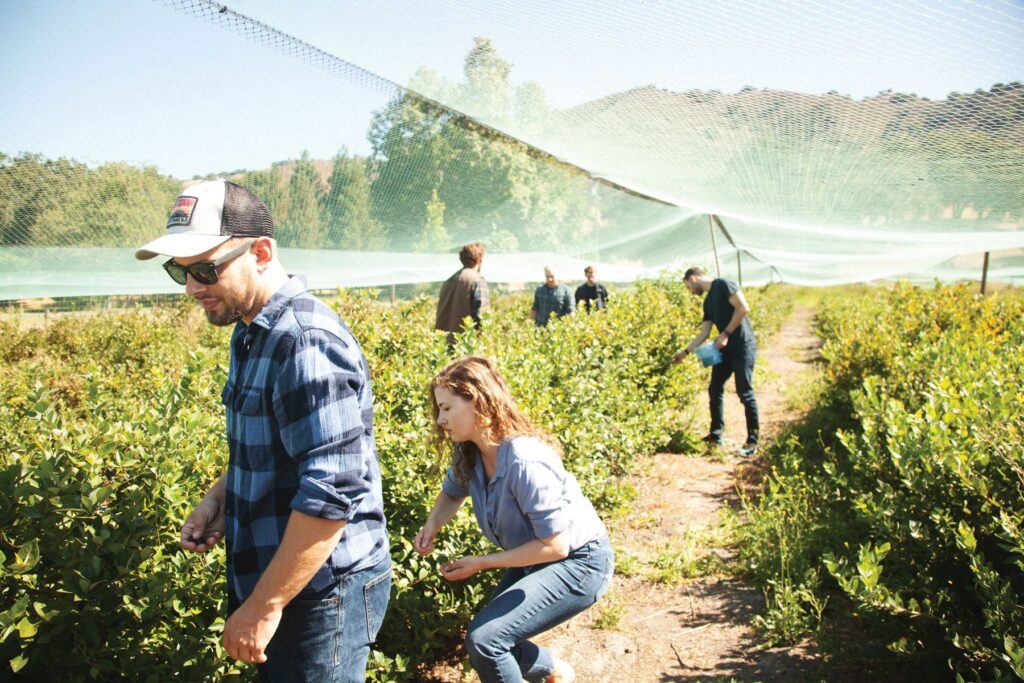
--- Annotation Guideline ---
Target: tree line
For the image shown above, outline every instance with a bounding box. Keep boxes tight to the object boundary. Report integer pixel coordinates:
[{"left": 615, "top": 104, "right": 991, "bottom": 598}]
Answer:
[{"left": 1, "top": 37, "right": 1020, "bottom": 250}]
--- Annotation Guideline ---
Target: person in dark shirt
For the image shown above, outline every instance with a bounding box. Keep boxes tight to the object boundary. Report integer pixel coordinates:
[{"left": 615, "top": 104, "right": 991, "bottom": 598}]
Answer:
[
  {"left": 672, "top": 266, "right": 760, "bottom": 456},
  {"left": 574, "top": 265, "right": 609, "bottom": 313}
]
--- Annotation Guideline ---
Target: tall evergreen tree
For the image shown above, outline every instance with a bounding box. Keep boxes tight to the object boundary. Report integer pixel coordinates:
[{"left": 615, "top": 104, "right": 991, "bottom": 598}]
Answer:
[
  {"left": 278, "top": 150, "right": 322, "bottom": 248},
  {"left": 237, "top": 162, "right": 286, "bottom": 226},
  {"left": 320, "top": 150, "right": 385, "bottom": 250},
  {"left": 416, "top": 188, "right": 448, "bottom": 252}
]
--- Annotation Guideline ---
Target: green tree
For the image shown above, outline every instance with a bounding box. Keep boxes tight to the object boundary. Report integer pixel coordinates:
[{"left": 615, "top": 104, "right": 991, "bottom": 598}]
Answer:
[
  {"left": 368, "top": 79, "right": 452, "bottom": 248},
  {"left": 0, "top": 153, "right": 178, "bottom": 247},
  {"left": 320, "top": 150, "right": 385, "bottom": 250},
  {"left": 416, "top": 188, "right": 448, "bottom": 251},
  {"left": 277, "top": 151, "right": 322, "bottom": 248},
  {"left": 237, "top": 162, "right": 286, "bottom": 227},
  {"left": 459, "top": 37, "right": 512, "bottom": 125}
]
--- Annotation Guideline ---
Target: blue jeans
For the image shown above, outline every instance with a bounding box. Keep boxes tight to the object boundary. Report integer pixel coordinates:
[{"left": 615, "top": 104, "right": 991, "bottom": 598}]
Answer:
[
  {"left": 465, "top": 536, "right": 615, "bottom": 683},
  {"left": 244, "top": 553, "right": 391, "bottom": 683},
  {"left": 709, "top": 345, "right": 760, "bottom": 444}
]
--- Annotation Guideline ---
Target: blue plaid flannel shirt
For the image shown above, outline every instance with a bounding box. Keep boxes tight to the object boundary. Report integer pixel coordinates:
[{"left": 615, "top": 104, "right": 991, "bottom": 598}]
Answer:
[
  {"left": 221, "top": 276, "right": 388, "bottom": 603},
  {"left": 532, "top": 283, "right": 575, "bottom": 326}
]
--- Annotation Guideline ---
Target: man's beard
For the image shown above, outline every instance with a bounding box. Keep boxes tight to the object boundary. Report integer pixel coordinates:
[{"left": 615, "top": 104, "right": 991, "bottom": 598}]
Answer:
[
  {"left": 205, "top": 305, "right": 246, "bottom": 327},
  {"left": 200, "top": 287, "right": 252, "bottom": 327}
]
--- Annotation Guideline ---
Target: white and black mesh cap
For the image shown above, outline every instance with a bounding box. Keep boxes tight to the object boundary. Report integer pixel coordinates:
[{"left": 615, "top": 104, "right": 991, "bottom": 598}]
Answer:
[{"left": 134, "top": 180, "right": 274, "bottom": 260}]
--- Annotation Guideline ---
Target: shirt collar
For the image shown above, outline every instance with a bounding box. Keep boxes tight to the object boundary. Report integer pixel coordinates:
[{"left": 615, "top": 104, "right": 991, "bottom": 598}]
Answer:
[
  {"left": 249, "top": 275, "right": 307, "bottom": 331},
  {"left": 474, "top": 440, "right": 513, "bottom": 486},
  {"left": 494, "top": 439, "right": 514, "bottom": 481}
]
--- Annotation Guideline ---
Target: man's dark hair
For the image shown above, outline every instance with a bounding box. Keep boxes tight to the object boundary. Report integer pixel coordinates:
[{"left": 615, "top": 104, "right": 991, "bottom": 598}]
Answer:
[
  {"left": 684, "top": 266, "right": 706, "bottom": 279},
  {"left": 459, "top": 242, "right": 485, "bottom": 267}
]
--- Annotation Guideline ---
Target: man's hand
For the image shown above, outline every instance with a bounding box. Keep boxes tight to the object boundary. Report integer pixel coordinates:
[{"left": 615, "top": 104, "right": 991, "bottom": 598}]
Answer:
[
  {"left": 181, "top": 497, "right": 225, "bottom": 553},
  {"left": 441, "top": 556, "right": 485, "bottom": 581},
  {"left": 221, "top": 600, "right": 283, "bottom": 664},
  {"left": 672, "top": 348, "right": 690, "bottom": 364},
  {"left": 413, "top": 524, "right": 439, "bottom": 556},
  {"left": 714, "top": 333, "right": 730, "bottom": 350}
]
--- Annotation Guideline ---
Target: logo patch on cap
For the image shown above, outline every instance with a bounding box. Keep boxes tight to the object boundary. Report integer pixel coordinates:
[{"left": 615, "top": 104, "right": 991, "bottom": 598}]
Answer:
[{"left": 167, "top": 196, "right": 198, "bottom": 229}]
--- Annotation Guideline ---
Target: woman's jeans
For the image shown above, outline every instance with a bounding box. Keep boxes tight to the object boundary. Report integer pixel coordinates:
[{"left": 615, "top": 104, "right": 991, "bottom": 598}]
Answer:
[
  {"left": 239, "top": 553, "right": 391, "bottom": 683},
  {"left": 466, "top": 536, "right": 615, "bottom": 683}
]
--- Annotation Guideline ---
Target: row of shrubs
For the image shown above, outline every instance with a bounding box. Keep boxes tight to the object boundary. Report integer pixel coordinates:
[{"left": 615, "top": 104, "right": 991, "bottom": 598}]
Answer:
[
  {"left": 741, "top": 283, "right": 1024, "bottom": 681},
  {"left": 0, "top": 277, "right": 790, "bottom": 681}
]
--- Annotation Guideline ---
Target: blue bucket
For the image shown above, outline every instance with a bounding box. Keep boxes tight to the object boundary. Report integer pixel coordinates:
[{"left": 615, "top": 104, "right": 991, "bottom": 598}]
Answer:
[{"left": 694, "top": 343, "right": 723, "bottom": 367}]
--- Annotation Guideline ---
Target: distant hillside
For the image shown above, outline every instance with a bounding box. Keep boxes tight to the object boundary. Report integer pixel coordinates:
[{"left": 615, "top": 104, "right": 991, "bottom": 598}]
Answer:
[{"left": 186, "top": 157, "right": 339, "bottom": 190}]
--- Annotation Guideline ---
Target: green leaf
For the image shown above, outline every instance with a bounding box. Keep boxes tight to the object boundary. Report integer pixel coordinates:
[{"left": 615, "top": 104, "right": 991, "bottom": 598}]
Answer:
[
  {"left": 8, "top": 539, "right": 40, "bottom": 574},
  {"left": 9, "top": 654, "right": 28, "bottom": 673},
  {"left": 16, "top": 617, "right": 37, "bottom": 639}
]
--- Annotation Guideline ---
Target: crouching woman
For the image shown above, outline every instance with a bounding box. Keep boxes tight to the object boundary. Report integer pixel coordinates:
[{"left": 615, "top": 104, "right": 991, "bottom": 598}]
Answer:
[{"left": 414, "top": 356, "right": 614, "bottom": 683}]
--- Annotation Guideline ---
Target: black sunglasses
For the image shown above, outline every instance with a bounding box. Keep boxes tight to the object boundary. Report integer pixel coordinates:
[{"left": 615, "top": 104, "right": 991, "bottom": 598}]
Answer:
[{"left": 162, "top": 239, "right": 255, "bottom": 286}]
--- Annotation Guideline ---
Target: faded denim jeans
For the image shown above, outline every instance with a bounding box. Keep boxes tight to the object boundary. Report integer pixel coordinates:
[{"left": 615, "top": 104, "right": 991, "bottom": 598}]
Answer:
[
  {"left": 248, "top": 554, "right": 391, "bottom": 683},
  {"left": 465, "top": 535, "right": 614, "bottom": 683}
]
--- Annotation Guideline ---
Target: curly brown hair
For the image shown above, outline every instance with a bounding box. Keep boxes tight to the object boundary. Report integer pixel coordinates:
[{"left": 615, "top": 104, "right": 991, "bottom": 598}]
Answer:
[{"left": 429, "top": 356, "right": 560, "bottom": 485}]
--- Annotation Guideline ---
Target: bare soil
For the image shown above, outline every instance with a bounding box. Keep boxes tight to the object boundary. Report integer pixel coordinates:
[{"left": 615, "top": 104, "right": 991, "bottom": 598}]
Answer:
[{"left": 428, "top": 305, "right": 824, "bottom": 682}]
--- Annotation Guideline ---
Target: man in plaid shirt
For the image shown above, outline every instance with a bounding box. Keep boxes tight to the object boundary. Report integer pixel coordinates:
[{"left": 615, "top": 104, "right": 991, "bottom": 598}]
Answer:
[
  {"left": 135, "top": 180, "right": 390, "bottom": 682},
  {"left": 530, "top": 265, "right": 575, "bottom": 326}
]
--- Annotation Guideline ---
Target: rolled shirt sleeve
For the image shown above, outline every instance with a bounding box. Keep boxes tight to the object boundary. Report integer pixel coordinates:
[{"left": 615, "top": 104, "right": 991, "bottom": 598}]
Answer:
[
  {"left": 471, "top": 279, "right": 489, "bottom": 325},
  {"left": 273, "top": 329, "right": 372, "bottom": 521},
  {"left": 509, "top": 456, "right": 572, "bottom": 540},
  {"left": 441, "top": 465, "right": 470, "bottom": 500}
]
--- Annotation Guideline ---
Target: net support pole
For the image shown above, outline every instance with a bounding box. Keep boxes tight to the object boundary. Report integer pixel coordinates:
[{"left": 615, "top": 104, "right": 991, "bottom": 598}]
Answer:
[
  {"left": 981, "top": 252, "right": 990, "bottom": 294},
  {"left": 708, "top": 214, "right": 722, "bottom": 277},
  {"left": 391, "top": 283, "right": 396, "bottom": 305},
  {"left": 710, "top": 214, "right": 744, "bottom": 282}
]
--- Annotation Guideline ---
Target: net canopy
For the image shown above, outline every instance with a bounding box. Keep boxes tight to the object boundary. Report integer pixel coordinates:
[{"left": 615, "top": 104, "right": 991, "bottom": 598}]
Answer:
[{"left": 2, "top": 0, "right": 1022, "bottom": 300}]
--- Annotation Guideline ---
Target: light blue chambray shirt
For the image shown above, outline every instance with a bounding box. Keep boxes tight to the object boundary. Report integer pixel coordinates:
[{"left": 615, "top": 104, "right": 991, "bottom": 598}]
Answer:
[{"left": 441, "top": 436, "right": 606, "bottom": 551}]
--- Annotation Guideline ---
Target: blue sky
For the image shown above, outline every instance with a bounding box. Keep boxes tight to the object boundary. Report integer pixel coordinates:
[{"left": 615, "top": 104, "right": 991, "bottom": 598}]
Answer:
[{"left": 2, "top": 0, "right": 1021, "bottom": 179}]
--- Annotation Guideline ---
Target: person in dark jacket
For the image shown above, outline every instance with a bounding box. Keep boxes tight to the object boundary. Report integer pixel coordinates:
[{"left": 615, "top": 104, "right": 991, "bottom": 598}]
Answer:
[{"left": 436, "top": 242, "right": 490, "bottom": 347}]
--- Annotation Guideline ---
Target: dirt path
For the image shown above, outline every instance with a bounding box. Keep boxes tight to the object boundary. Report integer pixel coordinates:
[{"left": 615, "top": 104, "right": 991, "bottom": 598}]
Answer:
[{"left": 532, "top": 303, "right": 824, "bottom": 682}]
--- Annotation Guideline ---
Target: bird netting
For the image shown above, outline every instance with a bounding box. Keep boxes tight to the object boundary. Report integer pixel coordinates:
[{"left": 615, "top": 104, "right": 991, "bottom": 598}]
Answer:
[{"left": 2, "top": 0, "right": 1022, "bottom": 300}]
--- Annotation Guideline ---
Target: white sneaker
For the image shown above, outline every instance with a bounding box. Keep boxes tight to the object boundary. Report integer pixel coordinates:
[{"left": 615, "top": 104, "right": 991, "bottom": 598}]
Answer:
[
  {"left": 544, "top": 657, "right": 576, "bottom": 683},
  {"left": 738, "top": 442, "right": 757, "bottom": 457}
]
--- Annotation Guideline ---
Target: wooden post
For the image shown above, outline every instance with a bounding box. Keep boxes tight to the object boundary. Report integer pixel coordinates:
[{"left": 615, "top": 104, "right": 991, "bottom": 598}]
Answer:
[
  {"left": 981, "top": 251, "right": 990, "bottom": 294},
  {"left": 737, "top": 250, "right": 743, "bottom": 287},
  {"left": 391, "top": 283, "right": 396, "bottom": 305},
  {"left": 708, "top": 214, "right": 721, "bottom": 277}
]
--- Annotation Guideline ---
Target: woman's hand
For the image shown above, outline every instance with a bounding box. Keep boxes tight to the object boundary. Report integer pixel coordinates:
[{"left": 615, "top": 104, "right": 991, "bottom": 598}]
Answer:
[
  {"left": 414, "top": 493, "right": 466, "bottom": 556},
  {"left": 441, "top": 556, "right": 485, "bottom": 581},
  {"left": 413, "top": 525, "right": 438, "bottom": 556}
]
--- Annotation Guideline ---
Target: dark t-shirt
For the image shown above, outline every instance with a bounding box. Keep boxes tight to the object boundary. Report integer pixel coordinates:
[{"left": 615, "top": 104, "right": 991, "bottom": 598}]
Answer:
[
  {"left": 703, "top": 278, "right": 755, "bottom": 352},
  {"left": 574, "top": 282, "right": 609, "bottom": 313}
]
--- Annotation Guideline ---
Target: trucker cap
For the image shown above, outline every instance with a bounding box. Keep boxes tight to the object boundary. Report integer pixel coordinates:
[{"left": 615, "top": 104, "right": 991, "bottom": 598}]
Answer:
[{"left": 135, "top": 179, "right": 274, "bottom": 260}]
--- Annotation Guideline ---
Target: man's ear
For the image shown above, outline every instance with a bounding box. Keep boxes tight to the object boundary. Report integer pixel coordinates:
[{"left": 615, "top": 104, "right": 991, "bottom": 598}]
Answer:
[{"left": 252, "top": 237, "right": 274, "bottom": 267}]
